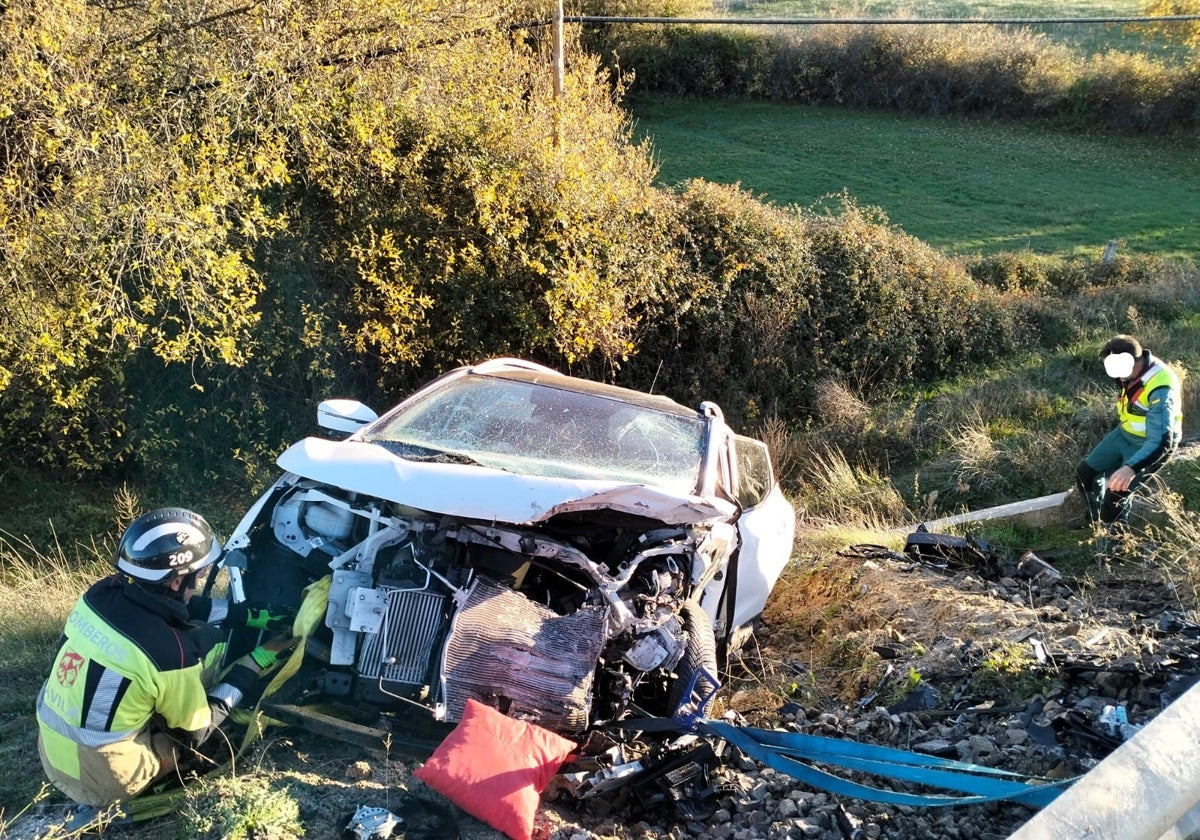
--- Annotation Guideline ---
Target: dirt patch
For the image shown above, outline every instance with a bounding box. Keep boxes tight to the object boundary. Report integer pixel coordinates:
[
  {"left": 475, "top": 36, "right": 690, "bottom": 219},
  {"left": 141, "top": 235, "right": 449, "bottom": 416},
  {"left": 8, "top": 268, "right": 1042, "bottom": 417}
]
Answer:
[{"left": 8, "top": 540, "right": 1195, "bottom": 840}]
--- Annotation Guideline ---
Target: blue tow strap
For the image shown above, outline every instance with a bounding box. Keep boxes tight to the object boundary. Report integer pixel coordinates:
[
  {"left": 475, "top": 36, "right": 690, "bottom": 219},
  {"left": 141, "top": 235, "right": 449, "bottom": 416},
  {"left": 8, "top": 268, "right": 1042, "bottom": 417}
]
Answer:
[{"left": 699, "top": 720, "right": 1079, "bottom": 808}]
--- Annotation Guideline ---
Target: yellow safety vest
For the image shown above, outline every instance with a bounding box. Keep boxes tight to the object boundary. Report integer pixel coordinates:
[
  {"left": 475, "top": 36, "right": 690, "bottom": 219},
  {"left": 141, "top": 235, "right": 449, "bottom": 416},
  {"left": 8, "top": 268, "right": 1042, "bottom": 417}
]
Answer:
[
  {"left": 36, "top": 577, "right": 221, "bottom": 782},
  {"left": 1118, "top": 358, "right": 1182, "bottom": 438}
]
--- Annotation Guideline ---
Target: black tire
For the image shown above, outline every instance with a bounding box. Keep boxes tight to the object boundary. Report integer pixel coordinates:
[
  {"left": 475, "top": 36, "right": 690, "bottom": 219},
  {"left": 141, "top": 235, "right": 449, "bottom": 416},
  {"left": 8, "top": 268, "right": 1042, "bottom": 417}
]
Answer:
[{"left": 667, "top": 603, "right": 720, "bottom": 715}]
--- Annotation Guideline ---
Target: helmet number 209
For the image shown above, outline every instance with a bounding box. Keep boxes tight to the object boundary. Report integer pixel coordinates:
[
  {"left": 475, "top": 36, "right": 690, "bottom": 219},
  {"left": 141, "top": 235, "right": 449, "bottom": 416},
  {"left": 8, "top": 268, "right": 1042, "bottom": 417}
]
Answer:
[{"left": 169, "top": 550, "right": 195, "bottom": 567}]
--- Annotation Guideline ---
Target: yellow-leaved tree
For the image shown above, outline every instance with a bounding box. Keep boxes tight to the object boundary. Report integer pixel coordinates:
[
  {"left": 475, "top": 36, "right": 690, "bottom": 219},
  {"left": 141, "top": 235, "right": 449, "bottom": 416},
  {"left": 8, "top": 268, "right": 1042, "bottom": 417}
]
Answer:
[
  {"left": 0, "top": 0, "right": 681, "bottom": 479},
  {"left": 1137, "top": 0, "right": 1200, "bottom": 48},
  {"left": 0, "top": 0, "right": 291, "bottom": 471}
]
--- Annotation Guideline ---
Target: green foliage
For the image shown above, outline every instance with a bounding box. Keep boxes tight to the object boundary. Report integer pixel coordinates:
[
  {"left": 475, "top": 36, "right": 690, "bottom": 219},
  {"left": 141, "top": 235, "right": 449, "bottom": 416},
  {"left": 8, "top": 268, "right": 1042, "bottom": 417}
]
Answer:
[
  {"left": 604, "top": 20, "right": 1200, "bottom": 134},
  {"left": 1070, "top": 48, "right": 1200, "bottom": 132},
  {"left": 760, "top": 263, "right": 1200, "bottom": 520},
  {"left": 629, "top": 184, "right": 1028, "bottom": 429},
  {"left": 735, "top": 0, "right": 1189, "bottom": 57},
  {"left": 0, "top": 0, "right": 289, "bottom": 473},
  {"left": 802, "top": 195, "right": 1023, "bottom": 389},
  {"left": 588, "top": 25, "right": 775, "bottom": 97},
  {"left": 967, "top": 250, "right": 1171, "bottom": 296},
  {"left": 0, "top": 0, "right": 678, "bottom": 483},
  {"left": 298, "top": 45, "right": 678, "bottom": 382},
  {"left": 575, "top": 0, "right": 713, "bottom": 17},
  {"left": 1, "top": 0, "right": 1196, "bottom": 500},
  {"left": 627, "top": 178, "right": 821, "bottom": 418},
  {"left": 969, "top": 641, "right": 1053, "bottom": 704},
  {"left": 177, "top": 774, "right": 302, "bottom": 840}
]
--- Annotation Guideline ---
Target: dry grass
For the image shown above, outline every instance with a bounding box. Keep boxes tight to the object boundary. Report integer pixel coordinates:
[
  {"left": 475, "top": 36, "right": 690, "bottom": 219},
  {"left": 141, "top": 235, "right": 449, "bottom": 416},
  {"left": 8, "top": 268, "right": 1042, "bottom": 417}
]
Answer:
[
  {"left": 0, "top": 531, "right": 110, "bottom": 659},
  {"left": 1124, "top": 465, "right": 1200, "bottom": 614},
  {"left": 921, "top": 408, "right": 1085, "bottom": 507},
  {"left": 797, "top": 446, "right": 912, "bottom": 528},
  {"left": 754, "top": 553, "right": 882, "bottom": 704},
  {"left": 0, "top": 531, "right": 111, "bottom": 822},
  {"left": 754, "top": 413, "right": 805, "bottom": 491}
]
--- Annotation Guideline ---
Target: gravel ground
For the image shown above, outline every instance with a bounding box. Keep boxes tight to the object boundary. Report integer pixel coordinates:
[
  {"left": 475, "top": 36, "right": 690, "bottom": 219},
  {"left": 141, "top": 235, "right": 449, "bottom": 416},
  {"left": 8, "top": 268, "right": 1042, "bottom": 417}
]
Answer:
[{"left": 11, "top": 542, "right": 1195, "bottom": 840}]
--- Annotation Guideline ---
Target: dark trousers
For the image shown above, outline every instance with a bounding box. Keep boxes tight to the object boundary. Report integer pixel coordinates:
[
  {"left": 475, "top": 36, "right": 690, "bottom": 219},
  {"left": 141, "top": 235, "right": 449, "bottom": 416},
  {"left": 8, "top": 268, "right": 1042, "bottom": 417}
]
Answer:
[{"left": 1076, "top": 427, "right": 1173, "bottom": 525}]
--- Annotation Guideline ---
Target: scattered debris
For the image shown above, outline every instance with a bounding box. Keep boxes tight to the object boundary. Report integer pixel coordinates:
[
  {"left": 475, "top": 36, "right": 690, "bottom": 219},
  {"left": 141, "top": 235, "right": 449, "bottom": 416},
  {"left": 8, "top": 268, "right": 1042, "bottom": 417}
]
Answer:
[
  {"left": 345, "top": 805, "right": 403, "bottom": 840},
  {"left": 901, "top": 526, "right": 1065, "bottom": 589},
  {"left": 13, "top": 526, "right": 1200, "bottom": 840},
  {"left": 411, "top": 533, "right": 1200, "bottom": 838},
  {"left": 886, "top": 682, "right": 939, "bottom": 714},
  {"left": 1098, "top": 704, "right": 1144, "bottom": 741}
]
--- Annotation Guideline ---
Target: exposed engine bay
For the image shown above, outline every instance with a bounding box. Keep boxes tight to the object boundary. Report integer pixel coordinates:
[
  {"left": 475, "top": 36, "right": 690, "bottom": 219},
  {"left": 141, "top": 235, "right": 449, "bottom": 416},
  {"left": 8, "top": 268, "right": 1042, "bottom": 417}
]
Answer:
[{"left": 225, "top": 477, "right": 735, "bottom": 735}]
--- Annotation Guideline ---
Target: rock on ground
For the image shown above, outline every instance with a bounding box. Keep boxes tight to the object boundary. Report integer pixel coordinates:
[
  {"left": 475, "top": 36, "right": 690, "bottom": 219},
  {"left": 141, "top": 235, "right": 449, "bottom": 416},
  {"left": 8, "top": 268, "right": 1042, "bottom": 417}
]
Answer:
[{"left": 9, "top": 549, "right": 1194, "bottom": 840}]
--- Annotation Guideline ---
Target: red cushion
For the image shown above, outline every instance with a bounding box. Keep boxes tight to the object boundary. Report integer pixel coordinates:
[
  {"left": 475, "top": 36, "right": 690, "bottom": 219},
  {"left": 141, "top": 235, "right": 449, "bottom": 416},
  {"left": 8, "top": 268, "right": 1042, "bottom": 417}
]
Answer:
[{"left": 413, "top": 699, "right": 576, "bottom": 840}]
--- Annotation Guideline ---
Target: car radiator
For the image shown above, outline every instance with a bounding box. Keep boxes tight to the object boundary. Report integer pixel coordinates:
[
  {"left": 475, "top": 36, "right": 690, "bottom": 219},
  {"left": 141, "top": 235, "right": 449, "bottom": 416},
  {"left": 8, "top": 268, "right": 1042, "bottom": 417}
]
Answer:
[
  {"left": 442, "top": 577, "right": 609, "bottom": 733},
  {"left": 357, "top": 588, "right": 445, "bottom": 688}
]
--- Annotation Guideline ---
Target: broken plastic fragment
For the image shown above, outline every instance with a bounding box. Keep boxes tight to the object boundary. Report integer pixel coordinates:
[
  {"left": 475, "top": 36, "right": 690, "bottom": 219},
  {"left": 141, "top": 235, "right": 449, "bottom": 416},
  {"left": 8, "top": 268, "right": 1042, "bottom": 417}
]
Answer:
[
  {"left": 1099, "top": 704, "right": 1144, "bottom": 741},
  {"left": 1016, "top": 550, "right": 1062, "bottom": 585},
  {"left": 345, "top": 805, "right": 403, "bottom": 840}
]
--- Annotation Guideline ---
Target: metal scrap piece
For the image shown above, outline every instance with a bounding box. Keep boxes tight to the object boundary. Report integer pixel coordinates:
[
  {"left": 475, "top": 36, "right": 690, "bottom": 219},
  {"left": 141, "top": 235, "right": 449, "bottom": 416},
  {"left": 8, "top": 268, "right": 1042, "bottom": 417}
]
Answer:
[{"left": 346, "top": 805, "right": 403, "bottom": 840}]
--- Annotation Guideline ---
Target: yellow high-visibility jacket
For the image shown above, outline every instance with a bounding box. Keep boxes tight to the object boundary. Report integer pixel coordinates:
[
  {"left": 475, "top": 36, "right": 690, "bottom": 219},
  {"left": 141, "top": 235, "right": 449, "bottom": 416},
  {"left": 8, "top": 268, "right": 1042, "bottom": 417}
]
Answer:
[
  {"left": 1114, "top": 352, "right": 1183, "bottom": 475},
  {"left": 36, "top": 575, "right": 225, "bottom": 786}
]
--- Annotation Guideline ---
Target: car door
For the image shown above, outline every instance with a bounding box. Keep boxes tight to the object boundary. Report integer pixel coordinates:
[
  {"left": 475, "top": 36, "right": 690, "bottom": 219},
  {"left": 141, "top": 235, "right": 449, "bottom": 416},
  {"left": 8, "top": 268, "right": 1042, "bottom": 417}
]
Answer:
[{"left": 726, "top": 434, "right": 796, "bottom": 633}]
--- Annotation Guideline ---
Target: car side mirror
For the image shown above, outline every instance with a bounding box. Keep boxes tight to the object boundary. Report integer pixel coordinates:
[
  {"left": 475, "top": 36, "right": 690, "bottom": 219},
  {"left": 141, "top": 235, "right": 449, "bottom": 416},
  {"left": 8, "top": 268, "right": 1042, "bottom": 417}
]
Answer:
[{"left": 317, "top": 399, "right": 379, "bottom": 437}]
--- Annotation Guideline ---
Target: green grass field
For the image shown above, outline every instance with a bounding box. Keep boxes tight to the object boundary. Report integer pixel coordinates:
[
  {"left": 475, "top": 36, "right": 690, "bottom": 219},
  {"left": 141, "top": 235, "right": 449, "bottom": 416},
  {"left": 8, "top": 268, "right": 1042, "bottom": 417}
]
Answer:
[
  {"left": 631, "top": 98, "right": 1200, "bottom": 260},
  {"left": 715, "top": 0, "right": 1191, "bottom": 58}
]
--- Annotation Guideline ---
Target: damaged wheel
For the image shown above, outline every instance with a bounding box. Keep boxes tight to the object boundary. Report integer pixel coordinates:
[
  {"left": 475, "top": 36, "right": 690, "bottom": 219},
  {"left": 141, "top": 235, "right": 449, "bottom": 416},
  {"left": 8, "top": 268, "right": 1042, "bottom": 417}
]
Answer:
[{"left": 668, "top": 603, "right": 719, "bottom": 715}]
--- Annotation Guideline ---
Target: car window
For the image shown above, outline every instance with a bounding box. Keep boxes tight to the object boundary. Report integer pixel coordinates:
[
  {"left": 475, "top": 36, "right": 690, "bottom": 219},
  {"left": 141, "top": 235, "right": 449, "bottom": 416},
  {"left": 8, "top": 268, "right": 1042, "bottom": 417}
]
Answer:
[
  {"left": 731, "top": 435, "right": 775, "bottom": 508},
  {"left": 364, "top": 374, "right": 706, "bottom": 492}
]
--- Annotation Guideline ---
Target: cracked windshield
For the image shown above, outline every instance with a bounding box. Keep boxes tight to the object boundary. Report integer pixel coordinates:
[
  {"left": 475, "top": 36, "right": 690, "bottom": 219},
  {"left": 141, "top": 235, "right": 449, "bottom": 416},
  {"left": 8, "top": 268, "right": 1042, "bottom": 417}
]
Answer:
[{"left": 364, "top": 374, "right": 706, "bottom": 491}]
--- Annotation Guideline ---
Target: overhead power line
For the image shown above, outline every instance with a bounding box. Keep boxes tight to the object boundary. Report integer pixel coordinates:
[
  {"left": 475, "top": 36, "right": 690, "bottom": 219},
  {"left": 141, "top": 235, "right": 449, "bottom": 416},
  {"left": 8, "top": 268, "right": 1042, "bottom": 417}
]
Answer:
[{"left": 564, "top": 14, "right": 1200, "bottom": 26}]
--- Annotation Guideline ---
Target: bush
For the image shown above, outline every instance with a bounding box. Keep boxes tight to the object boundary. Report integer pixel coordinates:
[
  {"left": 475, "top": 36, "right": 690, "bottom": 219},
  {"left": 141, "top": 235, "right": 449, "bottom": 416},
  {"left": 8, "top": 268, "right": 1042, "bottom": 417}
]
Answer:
[
  {"left": 967, "top": 252, "right": 1056, "bottom": 295},
  {"left": 624, "top": 179, "right": 821, "bottom": 421},
  {"left": 630, "top": 187, "right": 1026, "bottom": 428},
  {"left": 603, "top": 21, "right": 1199, "bottom": 135},
  {"left": 0, "top": 1, "right": 680, "bottom": 485},
  {"left": 1069, "top": 50, "right": 1199, "bottom": 133},
  {"left": 967, "top": 249, "right": 1170, "bottom": 297},
  {"left": 177, "top": 774, "right": 302, "bottom": 840},
  {"left": 801, "top": 196, "right": 1022, "bottom": 389}
]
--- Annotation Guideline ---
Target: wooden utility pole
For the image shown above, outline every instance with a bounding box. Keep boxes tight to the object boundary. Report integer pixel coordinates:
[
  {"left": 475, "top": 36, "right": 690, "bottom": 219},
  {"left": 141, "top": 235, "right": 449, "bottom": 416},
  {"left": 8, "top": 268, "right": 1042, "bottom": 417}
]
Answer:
[
  {"left": 552, "top": 0, "right": 564, "bottom": 146},
  {"left": 553, "top": 0, "right": 565, "bottom": 99}
]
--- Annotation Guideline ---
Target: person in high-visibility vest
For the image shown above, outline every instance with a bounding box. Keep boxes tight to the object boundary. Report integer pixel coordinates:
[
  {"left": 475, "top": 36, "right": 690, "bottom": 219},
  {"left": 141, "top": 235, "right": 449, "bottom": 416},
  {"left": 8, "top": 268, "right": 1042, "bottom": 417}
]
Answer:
[
  {"left": 36, "top": 507, "right": 295, "bottom": 821},
  {"left": 1075, "top": 334, "right": 1183, "bottom": 529}
]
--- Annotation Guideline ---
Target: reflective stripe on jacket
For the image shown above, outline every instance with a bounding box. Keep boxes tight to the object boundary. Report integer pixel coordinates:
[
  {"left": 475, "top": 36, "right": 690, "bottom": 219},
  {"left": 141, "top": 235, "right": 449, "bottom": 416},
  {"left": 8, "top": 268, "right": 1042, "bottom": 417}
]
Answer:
[
  {"left": 36, "top": 575, "right": 221, "bottom": 783},
  {"left": 1118, "top": 355, "right": 1183, "bottom": 439}
]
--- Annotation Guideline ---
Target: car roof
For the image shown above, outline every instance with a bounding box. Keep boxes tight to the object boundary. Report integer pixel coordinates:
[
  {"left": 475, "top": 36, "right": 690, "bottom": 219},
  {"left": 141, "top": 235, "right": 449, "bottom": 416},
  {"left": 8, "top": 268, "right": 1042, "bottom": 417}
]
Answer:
[{"left": 473, "top": 364, "right": 703, "bottom": 420}]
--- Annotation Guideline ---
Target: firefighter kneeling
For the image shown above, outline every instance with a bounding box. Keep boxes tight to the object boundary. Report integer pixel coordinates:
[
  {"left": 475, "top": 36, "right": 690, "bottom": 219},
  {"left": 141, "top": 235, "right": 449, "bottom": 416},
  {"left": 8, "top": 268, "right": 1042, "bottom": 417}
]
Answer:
[{"left": 36, "top": 508, "right": 295, "bottom": 818}]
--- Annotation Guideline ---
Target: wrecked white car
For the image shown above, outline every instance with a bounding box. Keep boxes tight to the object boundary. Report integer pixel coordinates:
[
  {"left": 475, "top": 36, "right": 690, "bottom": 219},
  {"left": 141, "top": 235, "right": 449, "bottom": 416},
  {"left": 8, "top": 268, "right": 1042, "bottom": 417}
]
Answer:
[{"left": 221, "top": 358, "right": 795, "bottom": 736}]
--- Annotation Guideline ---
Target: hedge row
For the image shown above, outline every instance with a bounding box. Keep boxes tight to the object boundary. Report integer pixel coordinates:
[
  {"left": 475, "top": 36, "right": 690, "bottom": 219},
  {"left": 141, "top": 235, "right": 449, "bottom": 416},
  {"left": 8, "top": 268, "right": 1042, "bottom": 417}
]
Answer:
[
  {"left": 0, "top": 1, "right": 1185, "bottom": 492},
  {"left": 589, "top": 23, "right": 1200, "bottom": 135},
  {"left": 625, "top": 186, "right": 1166, "bottom": 424}
]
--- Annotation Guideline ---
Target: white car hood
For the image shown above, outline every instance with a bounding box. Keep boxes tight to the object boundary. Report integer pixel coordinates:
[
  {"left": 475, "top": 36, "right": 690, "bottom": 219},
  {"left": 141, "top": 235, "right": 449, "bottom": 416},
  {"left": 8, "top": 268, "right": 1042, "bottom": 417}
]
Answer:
[{"left": 276, "top": 437, "right": 734, "bottom": 525}]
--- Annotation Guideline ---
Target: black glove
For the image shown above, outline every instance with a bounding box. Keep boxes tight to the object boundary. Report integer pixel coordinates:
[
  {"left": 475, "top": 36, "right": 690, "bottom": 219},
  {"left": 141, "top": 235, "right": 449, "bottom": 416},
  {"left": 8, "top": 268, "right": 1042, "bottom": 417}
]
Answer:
[{"left": 228, "top": 601, "right": 296, "bottom": 635}]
